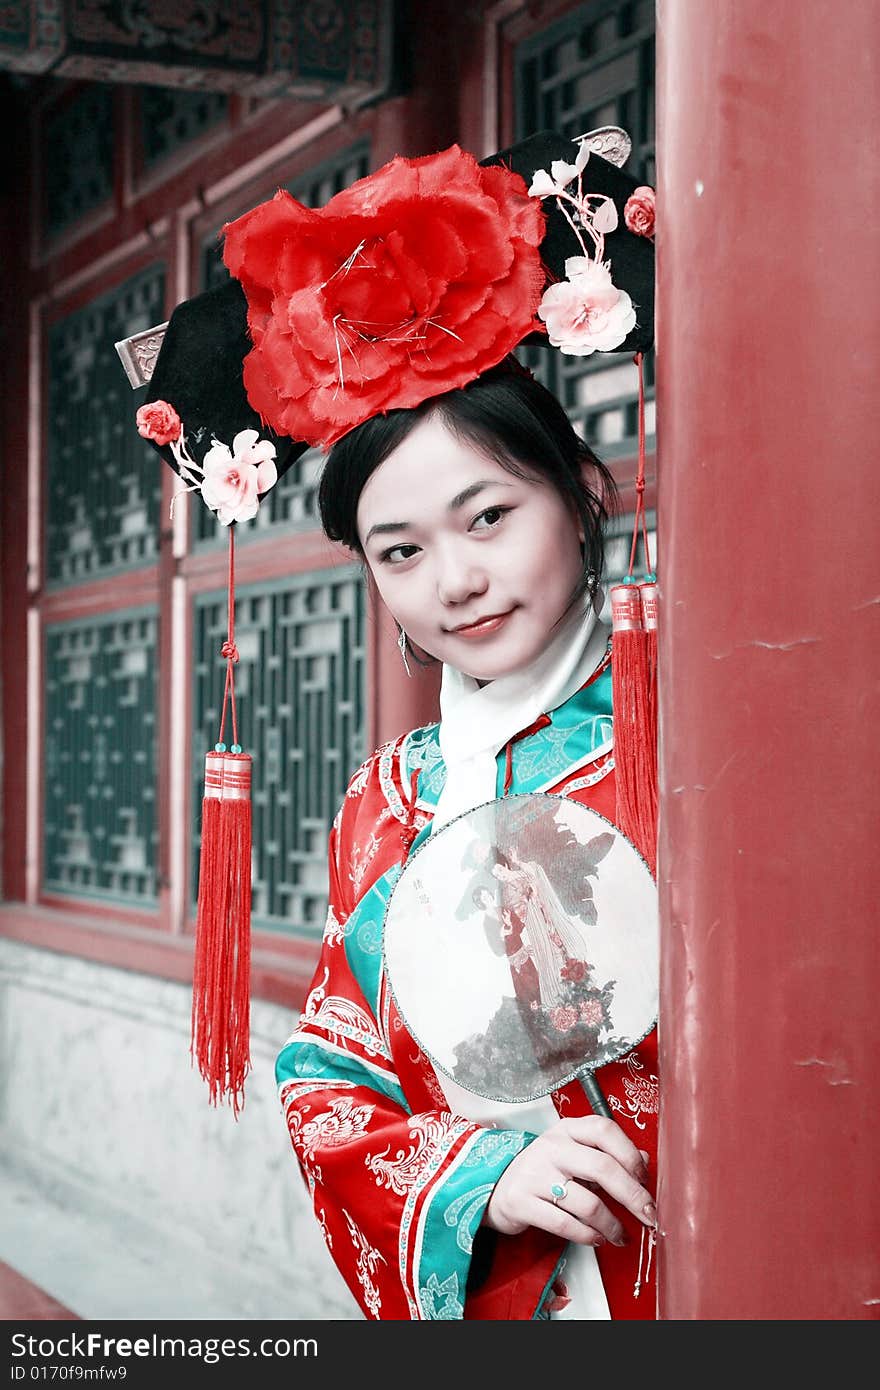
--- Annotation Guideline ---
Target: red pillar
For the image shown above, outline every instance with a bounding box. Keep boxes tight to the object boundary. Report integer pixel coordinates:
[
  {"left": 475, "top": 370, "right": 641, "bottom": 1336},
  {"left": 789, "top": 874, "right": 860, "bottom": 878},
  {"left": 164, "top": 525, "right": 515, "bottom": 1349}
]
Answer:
[{"left": 656, "top": 0, "right": 880, "bottom": 1318}]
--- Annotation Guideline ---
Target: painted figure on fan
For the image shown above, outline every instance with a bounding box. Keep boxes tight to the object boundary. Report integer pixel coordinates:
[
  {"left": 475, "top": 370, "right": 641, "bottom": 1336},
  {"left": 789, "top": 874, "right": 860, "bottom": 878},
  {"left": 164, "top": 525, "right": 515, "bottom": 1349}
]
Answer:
[{"left": 490, "top": 850, "right": 592, "bottom": 1009}]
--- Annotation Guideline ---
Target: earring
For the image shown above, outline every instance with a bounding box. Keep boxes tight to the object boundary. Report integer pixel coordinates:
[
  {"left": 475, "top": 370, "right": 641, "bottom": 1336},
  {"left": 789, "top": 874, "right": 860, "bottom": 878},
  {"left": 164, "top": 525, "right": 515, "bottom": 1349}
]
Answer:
[
  {"left": 586, "top": 569, "right": 604, "bottom": 615},
  {"left": 397, "top": 623, "right": 412, "bottom": 677}
]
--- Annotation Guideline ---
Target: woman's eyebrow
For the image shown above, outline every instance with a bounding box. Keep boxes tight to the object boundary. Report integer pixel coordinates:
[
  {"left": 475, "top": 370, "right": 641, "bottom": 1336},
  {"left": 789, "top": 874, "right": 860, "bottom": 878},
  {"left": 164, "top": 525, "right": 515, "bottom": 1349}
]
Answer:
[
  {"left": 363, "top": 518, "right": 411, "bottom": 544},
  {"left": 363, "top": 479, "right": 515, "bottom": 545},
  {"left": 448, "top": 478, "right": 515, "bottom": 510}
]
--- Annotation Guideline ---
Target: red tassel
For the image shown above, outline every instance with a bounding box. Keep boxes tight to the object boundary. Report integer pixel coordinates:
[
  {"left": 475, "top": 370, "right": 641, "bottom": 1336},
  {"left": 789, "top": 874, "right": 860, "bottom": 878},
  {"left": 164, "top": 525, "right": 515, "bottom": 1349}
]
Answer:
[
  {"left": 640, "top": 578, "right": 659, "bottom": 792},
  {"left": 611, "top": 351, "right": 659, "bottom": 875},
  {"left": 611, "top": 582, "right": 658, "bottom": 876},
  {"left": 191, "top": 749, "right": 252, "bottom": 1116}
]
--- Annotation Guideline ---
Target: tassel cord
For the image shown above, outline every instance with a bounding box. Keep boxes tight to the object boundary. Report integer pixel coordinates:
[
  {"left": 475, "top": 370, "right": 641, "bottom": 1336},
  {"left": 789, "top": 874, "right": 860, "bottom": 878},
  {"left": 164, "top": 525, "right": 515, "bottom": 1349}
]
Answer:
[
  {"left": 218, "top": 524, "right": 240, "bottom": 750},
  {"left": 627, "top": 352, "right": 654, "bottom": 580}
]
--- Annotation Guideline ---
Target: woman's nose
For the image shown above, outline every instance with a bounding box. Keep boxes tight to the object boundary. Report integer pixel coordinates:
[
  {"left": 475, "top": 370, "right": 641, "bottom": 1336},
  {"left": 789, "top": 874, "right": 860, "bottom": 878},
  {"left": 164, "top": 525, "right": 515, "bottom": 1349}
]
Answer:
[{"left": 435, "top": 547, "right": 489, "bottom": 606}]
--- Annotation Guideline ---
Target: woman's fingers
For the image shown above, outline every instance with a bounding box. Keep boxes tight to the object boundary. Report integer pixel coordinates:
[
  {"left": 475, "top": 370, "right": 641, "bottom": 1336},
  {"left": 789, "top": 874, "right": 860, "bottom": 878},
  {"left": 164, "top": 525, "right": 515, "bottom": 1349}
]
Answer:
[
  {"left": 546, "top": 1178, "right": 630, "bottom": 1245},
  {"left": 539, "top": 1117, "right": 655, "bottom": 1223},
  {"left": 552, "top": 1116, "right": 647, "bottom": 1178},
  {"left": 508, "top": 1191, "right": 618, "bottom": 1247},
  {"left": 559, "top": 1138, "right": 656, "bottom": 1227},
  {"left": 496, "top": 1172, "right": 634, "bottom": 1247},
  {"left": 483, "top": 1116, "right": 657, "bottom": 1241}
]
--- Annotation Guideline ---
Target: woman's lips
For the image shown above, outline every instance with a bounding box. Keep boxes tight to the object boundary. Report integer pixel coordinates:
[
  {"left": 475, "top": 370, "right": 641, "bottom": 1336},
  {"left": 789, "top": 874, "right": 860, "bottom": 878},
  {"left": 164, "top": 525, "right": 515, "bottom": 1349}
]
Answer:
[{"left": 449, "top": 610, "right": 514, "bottom": 639}]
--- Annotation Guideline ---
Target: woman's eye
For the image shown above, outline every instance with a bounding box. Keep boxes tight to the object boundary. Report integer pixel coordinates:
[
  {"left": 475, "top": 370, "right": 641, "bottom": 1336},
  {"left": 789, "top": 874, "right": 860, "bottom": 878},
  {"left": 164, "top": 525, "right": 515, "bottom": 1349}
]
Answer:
[
  {"left": 381, "top": 543, "right": 420, "bottom": 564},
  {"left": 471, "top": 505, "right": 510, "bottom": 531}
]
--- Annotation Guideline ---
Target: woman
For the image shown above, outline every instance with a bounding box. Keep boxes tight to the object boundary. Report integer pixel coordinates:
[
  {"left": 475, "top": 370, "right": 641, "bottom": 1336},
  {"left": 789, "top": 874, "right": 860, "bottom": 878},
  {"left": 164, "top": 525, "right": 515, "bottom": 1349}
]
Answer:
[
  {"left": 276, "top": 363, "right": 659, "bottom": 1320},
  {"left": 128, "top": 129, "right": 658, "bottom": 1317}
]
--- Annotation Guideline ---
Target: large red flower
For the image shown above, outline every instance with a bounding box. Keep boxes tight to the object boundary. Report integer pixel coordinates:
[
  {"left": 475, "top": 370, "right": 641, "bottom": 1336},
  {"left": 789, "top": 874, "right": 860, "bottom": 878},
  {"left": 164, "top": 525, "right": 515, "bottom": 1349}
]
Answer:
[{"left": 222, "top": 146, "right": 547, "bottom": 449}]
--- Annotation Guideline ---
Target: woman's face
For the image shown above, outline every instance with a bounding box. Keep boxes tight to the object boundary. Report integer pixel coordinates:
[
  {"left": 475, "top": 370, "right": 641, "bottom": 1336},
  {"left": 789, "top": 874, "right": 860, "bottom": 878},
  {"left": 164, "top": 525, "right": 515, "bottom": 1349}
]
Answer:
[{"left": 356, "top": 414, "right": 586, "bottom": 682}]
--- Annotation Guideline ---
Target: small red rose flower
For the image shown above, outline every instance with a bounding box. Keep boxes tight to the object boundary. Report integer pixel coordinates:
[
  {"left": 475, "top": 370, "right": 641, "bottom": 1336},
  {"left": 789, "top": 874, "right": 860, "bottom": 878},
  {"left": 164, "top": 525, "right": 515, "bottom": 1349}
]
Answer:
[
  {"left": 561, "top": 958, "right": 587, "bottom": 982},
  {"left": 624, "top": 185, "right": 655, "bottom": 239},
  {"left": 136, "top": 399, "right": 182, "bottom": 446},
  {"left": 222, "top": 145, "right": 547, "bottom": 449}
]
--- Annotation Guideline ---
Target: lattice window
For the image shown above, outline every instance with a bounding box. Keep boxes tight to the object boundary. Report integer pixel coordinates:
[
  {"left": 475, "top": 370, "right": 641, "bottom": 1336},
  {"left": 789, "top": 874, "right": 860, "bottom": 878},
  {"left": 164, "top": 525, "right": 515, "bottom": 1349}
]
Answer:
[
  {"left": 195, "top": 141, "right": 371, "bottom": 544},
  {"left": 43, "top": 84, "right": 115, "bottom": 241},
  {"left": 192, "top": 569, "right": 366, "bottom": 937},
  {"left": 44, "top": 609, "right": 158, "bottom": 903},
  {"left": 141, "top": 86, "right": 229, "bottom": 169},
  {"left": 515, "top": 0, "right": 655, "bottom": 462},
  {"left": 46, "top": 265, "right": 165, "bottom": 586}
]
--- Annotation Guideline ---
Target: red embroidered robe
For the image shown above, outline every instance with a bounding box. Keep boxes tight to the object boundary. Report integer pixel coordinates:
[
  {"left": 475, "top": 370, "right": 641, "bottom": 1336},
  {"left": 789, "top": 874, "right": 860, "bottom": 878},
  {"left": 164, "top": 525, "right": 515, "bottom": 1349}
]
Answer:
[{"left": 276, "top": 662, "right": 659, "bottom": 1320}]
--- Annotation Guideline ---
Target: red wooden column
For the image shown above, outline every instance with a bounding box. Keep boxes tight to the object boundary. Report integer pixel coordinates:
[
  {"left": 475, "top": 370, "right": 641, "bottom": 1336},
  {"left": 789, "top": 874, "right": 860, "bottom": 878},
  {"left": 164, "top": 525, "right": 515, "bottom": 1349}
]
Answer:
[{"left": 655, "top": 1, "right": 880, "bottom": 1318}]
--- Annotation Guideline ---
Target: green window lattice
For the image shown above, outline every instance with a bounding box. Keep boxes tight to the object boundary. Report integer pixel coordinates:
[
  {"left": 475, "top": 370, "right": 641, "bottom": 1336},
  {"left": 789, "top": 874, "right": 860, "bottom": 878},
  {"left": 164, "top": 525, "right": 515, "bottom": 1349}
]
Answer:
[
  {"left": 44, "top": 608, "right": 158, "bottom": 904},
  {"left": 46, "top": 264, "right": 166, "bottom": 586},
  {"left": 141, "top": 86, "right": 229, "bottom": 169},
  {"left": 515, "top": 0, "right": 656, "bottom": 464},
  {"left": 192, "top": 568, "right": 366, "bottom": 938},
  {"left": 43, "top": 85, "right": 114, "bottom": 241}
]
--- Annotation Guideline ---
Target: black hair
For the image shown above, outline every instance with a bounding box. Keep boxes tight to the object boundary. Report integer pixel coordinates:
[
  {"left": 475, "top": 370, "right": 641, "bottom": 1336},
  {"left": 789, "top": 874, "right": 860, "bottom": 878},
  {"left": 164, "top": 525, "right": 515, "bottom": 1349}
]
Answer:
[{"left": 318, "top": 359, "right": 618, "bottom": 642}]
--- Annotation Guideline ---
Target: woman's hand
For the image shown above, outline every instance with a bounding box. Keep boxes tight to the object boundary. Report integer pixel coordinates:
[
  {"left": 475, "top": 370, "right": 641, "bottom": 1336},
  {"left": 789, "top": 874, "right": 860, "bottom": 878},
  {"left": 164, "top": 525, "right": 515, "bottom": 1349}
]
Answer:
[{"left": 483, "top": 1116, "right": 656, "bottom": 1247}]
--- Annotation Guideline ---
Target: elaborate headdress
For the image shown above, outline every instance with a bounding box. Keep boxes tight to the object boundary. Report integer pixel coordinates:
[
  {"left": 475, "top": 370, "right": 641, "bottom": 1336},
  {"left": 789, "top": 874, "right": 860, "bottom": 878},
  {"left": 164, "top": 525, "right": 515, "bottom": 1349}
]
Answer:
[{"left": 118, "top": 126, "right": 656, "bottom": 1113}]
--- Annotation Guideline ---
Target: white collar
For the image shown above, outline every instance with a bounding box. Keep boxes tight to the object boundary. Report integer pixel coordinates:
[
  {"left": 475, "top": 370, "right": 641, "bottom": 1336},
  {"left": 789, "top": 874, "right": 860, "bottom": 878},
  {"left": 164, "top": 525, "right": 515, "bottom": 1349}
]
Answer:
[{"left": 432, "top": 593, "right": 608, "bottom": 832}]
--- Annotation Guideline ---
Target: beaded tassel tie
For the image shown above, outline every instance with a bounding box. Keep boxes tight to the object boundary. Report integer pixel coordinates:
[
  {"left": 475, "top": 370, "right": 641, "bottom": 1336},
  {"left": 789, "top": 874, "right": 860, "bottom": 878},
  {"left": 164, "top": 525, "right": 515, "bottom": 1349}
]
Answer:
[{"left": 633, "top": 1222, "right": 658, "bottom": 1299}]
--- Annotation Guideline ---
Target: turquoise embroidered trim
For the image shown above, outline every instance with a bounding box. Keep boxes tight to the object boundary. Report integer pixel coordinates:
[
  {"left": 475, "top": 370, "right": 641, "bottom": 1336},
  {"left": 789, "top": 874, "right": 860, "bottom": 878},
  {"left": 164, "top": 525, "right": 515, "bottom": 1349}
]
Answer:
[
  {"left": 497, "top": 663, "right": 613, "bottom": 795},
  {"left": 275, "top": 1039, "right": 409, "bottom": 1112},
  {"left": 342, "top": 869, "right": 401, "bottom": 1015},
  {"left": 405, "top": 724, "right": 446, "bottom": 802},
  {"left": 416, "top": 1128, "right": 536, "bottom": 1320},
  {"left": 443, "top": 1183, "right": 496, "bottom": 1255},
  {"left": 419, "top": 1271, "right": 464, "bottom": 1320},
  {"left": 404, "top": 665, "right": 613, "bottom": 809}
]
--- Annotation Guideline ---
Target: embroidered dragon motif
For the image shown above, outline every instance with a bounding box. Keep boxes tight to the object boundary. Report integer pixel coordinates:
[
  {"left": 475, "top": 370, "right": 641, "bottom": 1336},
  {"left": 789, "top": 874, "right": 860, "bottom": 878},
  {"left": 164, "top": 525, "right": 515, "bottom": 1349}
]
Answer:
[
  {"left": 347, "top": 753, "right": 376, "bottom": 798},
  {"left": 607, "top": 1049, "right": 659, "bottom": 1130},
  {"left": 342, "top": 1208, "right": 387, "bottom": 1318},
  {"left": 365, "top": 1113, "right": 464, "bottom": 1194},
  {"left": 322, "top": 902, "right": 346, "bottom": 948},
  {"left": 301, "top": 966, "right": 391, "bottom": 1059},
  {"left": 285, "top": 1093, "right": 376, "bottom": 1186},
  {"left": 303, "top": 1096, "right": 376, "bottom": 1157},
  {"left": 316, "top": 1207, "right": 333, "bottom": 1250},
  {"left": 351, "top": 829, "right": 384, "bottom": 896}
]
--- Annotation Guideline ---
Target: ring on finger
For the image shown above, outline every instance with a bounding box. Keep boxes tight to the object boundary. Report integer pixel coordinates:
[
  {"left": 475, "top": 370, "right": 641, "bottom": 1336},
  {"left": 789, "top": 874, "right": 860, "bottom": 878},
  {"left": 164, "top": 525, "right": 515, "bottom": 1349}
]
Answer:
[{"left": 550, "top": 1181, "right": 569, "bottom": 1205}]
